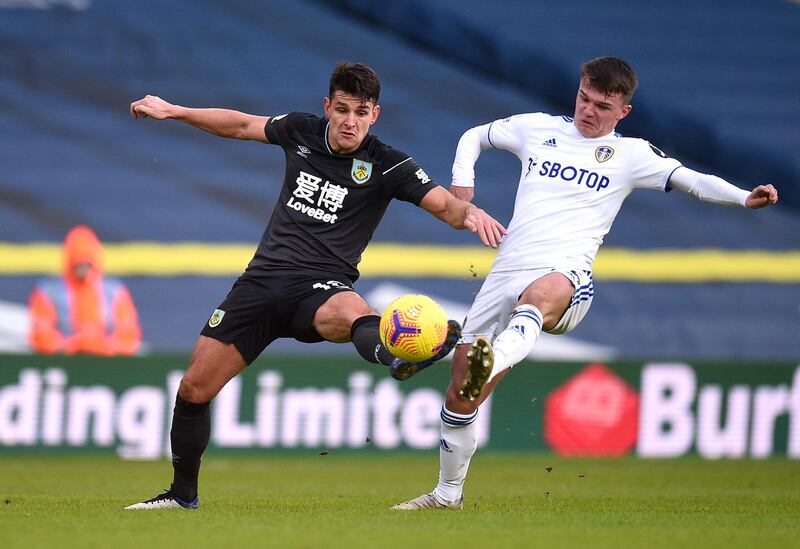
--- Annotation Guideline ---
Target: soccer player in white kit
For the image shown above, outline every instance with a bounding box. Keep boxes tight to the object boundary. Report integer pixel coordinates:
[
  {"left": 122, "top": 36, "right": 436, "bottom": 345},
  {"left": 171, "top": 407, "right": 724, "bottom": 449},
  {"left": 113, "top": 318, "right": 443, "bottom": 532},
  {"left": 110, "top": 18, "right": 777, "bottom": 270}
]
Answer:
[{"left": 393, "top": 56, "right": 779, "bottom": 510}]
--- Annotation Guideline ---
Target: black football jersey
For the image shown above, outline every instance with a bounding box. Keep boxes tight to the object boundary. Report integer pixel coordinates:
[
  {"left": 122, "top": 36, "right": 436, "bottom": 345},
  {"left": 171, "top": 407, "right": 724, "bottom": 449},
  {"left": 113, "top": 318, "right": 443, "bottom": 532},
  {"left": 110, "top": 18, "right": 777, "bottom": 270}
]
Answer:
[{"left": 247, "top": 112, "right": 438, "bottom": 282}]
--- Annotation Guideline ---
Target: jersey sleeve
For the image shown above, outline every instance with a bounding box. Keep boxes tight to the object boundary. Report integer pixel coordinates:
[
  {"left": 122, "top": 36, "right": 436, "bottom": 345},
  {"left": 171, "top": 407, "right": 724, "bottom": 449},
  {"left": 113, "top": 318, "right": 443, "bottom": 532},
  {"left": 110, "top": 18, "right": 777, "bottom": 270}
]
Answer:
[
  {"left": 264, "top": 112, "right": 317, "bottom": 147},
  {"left": 381, "top": 149, "right": 440, "bottom": 205},
  {"left": 486, "top": 113, "right": 542, "bottom": 157},
  {"left": 629, "top": 139, "right": 682, "bottom": 191}
]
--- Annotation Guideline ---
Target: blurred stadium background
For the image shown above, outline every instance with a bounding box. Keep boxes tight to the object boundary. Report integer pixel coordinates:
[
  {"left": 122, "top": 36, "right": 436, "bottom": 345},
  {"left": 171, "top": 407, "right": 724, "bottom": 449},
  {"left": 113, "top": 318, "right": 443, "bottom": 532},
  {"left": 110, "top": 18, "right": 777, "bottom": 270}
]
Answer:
[
  {"left": 1, "top": 0, "right": 799, "bottom": 462},
  {"left": 1, "top": 0, "right": 798, "bottom": 359},
  {"left": 2, "top": 2, "right": 799, "bottom": 545}
]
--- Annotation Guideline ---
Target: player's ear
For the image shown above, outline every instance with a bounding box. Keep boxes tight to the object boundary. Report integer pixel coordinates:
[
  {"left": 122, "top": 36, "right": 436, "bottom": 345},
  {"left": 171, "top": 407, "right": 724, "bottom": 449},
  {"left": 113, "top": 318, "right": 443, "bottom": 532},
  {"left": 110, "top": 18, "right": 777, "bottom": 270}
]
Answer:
[
  {"left": 323, "top": 97, "right": 331, "bottom": 117},
  {"left": 370, "top": 104, "right": 381, "bottom": 125},
  {"left": 618, "top": 103, "right": 632, "bottom": 121}
]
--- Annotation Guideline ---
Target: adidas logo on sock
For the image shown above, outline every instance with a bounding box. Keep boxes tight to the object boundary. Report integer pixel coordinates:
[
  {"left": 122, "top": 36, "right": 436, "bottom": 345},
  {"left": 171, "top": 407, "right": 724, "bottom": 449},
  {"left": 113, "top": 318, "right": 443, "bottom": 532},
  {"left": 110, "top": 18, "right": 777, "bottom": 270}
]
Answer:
[
  {"left": 542, "top": 138, "right": 557, "bottom": 147},
  {"left": 439, "top": 438, "right": 453, "bottom": 453}
]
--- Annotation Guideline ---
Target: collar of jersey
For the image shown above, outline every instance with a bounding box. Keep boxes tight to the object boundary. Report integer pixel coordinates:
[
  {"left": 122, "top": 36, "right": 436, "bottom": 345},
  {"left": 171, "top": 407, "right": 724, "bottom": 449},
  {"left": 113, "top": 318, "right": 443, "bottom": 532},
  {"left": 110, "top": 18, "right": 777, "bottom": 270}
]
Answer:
[{"left": 568, "top": 120, "right": 618, "bottom": 141}]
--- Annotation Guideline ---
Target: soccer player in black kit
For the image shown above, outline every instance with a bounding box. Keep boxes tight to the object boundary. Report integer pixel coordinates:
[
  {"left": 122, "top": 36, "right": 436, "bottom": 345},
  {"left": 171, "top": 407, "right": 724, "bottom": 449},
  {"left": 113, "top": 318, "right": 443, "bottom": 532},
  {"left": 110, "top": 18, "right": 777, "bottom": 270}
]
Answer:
[{"left": 125, "top": 62, "right": 506, "bottom": 509}]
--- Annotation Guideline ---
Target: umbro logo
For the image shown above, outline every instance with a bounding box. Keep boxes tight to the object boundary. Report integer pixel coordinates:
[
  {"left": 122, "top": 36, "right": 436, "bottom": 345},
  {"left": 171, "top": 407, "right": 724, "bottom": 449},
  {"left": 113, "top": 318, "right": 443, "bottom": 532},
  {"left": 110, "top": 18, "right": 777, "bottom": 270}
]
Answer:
[
  {"left": 312, "top": 280, "right": 348, "bottom": 291},
  {"left": 297, "top": 145, "right": 311, "bottom": 158},
  {"left": 542, "top": 138, "right": 557, "bottom": 148}
]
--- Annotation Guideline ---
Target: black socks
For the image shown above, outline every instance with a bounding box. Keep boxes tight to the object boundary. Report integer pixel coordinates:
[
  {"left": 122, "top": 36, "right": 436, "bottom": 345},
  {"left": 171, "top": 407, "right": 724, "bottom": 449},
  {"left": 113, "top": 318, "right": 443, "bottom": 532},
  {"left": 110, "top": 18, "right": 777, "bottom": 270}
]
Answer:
[
  {"left": 350, "top": 315, "right": 396, "bottom": 366},
  {"left": 168, "top": 316, "right": 394, "bottom": 502},
  {"left": 170, "top": 394, "right": 211, "bottom": 501}
]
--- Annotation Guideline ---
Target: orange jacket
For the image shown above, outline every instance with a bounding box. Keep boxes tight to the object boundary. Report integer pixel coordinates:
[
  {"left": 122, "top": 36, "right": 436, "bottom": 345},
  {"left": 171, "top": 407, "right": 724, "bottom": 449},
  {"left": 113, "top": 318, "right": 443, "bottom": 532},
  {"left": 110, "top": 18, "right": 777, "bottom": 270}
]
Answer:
[{"left": 28, "top": 226, "right": 141, "bottom": 356}]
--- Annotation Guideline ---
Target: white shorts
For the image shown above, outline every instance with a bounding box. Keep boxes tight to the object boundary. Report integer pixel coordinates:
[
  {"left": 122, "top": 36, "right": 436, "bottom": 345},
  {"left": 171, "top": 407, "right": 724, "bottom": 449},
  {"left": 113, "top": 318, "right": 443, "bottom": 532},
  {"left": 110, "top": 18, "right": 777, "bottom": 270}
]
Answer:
[{"left": 460, "top": 267, "right": 594, "bottom": 344}]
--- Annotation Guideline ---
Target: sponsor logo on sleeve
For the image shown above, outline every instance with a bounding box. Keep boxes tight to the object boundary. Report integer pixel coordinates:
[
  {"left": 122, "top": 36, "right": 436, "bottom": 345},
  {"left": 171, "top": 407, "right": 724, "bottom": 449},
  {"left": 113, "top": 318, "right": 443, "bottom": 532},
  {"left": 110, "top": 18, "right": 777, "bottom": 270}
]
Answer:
[
  {"left": 415, "top": 168, "right": 431, "bottom": 184},
  {"left": 208, "top": 309, "right": 226, "bottom": 328},
  {"left": 648, "top": 142, "right": 669, "bottom": 158}
]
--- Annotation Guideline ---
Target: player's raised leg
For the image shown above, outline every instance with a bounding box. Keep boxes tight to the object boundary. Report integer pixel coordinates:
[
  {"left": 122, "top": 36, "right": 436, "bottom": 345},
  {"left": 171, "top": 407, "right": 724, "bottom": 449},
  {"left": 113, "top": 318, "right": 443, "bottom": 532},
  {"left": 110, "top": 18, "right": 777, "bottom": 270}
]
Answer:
[
  {"left": 389, "top": 319, "right": 462, "bottom": 381},
  {"left": 314, "top": 290, "right": 400, "bottom": 366},
  {"left": 326, "top": 289, "right": 461, "bottom": 380},
  {"left": 458, "top": 336, "right": 494, "bottom": 401},
  {"left": 478, "top": 272, "right": 575, "bottom": 392}
]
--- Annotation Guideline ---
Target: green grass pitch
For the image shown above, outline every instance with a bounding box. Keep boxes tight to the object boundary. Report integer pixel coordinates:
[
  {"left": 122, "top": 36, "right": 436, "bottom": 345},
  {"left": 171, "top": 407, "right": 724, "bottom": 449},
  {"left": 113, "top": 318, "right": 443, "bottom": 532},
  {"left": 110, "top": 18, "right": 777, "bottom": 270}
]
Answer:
[{"left": 1, "top": 453, "right": 798, "bottom": 548}]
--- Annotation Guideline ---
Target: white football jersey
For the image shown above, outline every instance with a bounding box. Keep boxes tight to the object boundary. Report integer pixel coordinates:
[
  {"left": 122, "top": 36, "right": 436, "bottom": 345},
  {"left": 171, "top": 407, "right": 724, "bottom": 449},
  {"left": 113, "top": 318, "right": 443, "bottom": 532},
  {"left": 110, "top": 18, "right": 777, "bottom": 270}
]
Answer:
[{"left": 475, "top": 113, "right": 681, "bottom": 272}]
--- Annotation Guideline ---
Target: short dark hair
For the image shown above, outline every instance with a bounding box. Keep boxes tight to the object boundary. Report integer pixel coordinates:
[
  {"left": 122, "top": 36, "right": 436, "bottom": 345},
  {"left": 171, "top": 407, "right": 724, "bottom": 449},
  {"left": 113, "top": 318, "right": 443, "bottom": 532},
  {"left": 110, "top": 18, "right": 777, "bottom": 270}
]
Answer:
[
  {"left": 329, "top": 62, "right": 381, "bottom": 104},
  {"left": 580, "top": 57, "right": 638, "bottom": 103}
]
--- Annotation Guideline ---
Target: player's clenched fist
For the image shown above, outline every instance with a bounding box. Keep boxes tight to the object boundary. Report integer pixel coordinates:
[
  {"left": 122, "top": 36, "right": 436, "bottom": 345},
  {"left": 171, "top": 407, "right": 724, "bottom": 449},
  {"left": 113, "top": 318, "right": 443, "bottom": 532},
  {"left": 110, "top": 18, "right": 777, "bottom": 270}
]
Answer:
[
  {"left": 129, "top": 95, "right": 176, "bottom": 120},
  {"left": 744, "top": 184, "right": 778, "bottom": 209}
]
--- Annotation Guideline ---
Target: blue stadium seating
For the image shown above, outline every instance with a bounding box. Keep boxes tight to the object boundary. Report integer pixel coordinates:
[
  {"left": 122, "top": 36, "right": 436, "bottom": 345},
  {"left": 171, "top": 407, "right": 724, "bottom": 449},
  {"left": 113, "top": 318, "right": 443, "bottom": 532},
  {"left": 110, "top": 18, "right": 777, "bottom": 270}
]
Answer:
[
  {"left": 321, "top": 0, "right": 800, "bottom": 210},
  {"left": 0, "top": 0, "right": 797, "bottom": 358}
]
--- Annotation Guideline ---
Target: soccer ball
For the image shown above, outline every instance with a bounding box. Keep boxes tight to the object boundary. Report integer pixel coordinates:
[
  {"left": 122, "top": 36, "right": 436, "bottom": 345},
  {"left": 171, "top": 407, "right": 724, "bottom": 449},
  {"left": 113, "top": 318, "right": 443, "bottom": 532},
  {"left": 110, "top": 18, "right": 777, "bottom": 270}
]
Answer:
[{"left": 379, "top": 294, "right": 448, "bottom": 362}]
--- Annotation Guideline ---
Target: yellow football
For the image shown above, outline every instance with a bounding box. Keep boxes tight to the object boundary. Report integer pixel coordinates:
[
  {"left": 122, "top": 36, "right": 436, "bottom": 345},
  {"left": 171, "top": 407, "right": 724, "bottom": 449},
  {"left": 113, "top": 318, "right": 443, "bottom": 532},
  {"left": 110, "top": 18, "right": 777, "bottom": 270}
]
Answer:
[{"left": 379, "top": 294, "right": 448, "bottom": 362}]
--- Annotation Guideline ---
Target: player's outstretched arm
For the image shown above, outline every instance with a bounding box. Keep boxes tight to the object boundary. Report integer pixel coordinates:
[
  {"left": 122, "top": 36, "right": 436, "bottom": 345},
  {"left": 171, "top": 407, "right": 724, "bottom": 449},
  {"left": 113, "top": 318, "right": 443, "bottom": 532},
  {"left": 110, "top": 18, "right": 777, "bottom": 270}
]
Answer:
[
  {"left": 418, "top": 186, "right": 506, "bottom": 248},
  {"left": 129, "top": 95, "right": 269, "bottom": 142},
  {"left": 668, "top": 167, "right": 779, "bottom": 209},
  {"left": 745, "top": 184, "right": 778, "bottom": 209}
]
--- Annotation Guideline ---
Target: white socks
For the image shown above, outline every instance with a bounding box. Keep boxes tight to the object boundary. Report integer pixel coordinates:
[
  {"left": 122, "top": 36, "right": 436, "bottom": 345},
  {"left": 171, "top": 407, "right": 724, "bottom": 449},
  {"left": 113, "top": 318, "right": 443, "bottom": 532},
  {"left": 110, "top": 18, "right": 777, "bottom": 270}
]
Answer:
[
  {"left": 434, "top": 406, "right": 478, "bottom": 503},
  {"left": 432, "top": 306, "right": 543, "bottom": 503},
  {"left": 488, "top": 305, "right": 543, "bottom": 383}
]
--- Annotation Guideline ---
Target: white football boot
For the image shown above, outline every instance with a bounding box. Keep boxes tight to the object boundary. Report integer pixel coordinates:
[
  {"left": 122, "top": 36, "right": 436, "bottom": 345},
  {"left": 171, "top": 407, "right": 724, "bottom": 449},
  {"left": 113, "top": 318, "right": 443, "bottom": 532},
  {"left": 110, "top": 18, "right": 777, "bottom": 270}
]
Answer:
[
  {"left": 391, "top": 492, "right": 463, "bottom": 510},
  {"left": 125, "top": 488, "right": 198, "bottom": 510}
]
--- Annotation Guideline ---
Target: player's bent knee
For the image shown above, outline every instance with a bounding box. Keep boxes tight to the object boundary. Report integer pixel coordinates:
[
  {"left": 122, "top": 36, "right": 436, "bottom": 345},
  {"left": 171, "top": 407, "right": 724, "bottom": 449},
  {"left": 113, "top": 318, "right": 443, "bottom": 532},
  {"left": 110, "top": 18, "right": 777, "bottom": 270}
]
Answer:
[
  {"left": 313, "top": 291, "right": 374, "bottom": 343},
  {"left": 178, "top": 376, "right": 209, "bottom": 403}
]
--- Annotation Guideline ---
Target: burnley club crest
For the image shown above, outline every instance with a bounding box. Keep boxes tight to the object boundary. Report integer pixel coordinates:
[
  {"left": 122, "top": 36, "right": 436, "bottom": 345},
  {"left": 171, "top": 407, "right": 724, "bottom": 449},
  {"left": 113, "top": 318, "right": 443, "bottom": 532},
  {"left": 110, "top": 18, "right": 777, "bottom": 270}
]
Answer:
[{"left": 351, "top": 159, "right": 373, "bottom": 184}]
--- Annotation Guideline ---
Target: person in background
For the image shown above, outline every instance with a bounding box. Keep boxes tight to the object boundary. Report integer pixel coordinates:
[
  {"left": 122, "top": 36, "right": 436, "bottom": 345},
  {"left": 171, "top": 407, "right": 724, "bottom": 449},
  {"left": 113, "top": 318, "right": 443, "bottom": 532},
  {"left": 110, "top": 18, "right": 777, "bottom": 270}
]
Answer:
[{"left": 28, "top": 225, "right": 141, "bottom": 356}]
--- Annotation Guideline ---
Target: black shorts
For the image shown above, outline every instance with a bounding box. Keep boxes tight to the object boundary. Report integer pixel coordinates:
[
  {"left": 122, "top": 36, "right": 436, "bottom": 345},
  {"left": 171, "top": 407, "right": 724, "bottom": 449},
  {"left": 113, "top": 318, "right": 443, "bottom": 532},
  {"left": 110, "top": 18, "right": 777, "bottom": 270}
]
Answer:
[{"left": 200, "top": 268, "right": 355, "bottom": 364}]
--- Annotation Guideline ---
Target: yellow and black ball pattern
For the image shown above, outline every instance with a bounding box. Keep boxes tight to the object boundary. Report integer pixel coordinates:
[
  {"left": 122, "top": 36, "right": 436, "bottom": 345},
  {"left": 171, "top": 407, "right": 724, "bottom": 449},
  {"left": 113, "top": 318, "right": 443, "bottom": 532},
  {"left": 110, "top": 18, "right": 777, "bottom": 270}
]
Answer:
[{"left": 379, "top": 294, "right": 448, "bottom": 362}]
